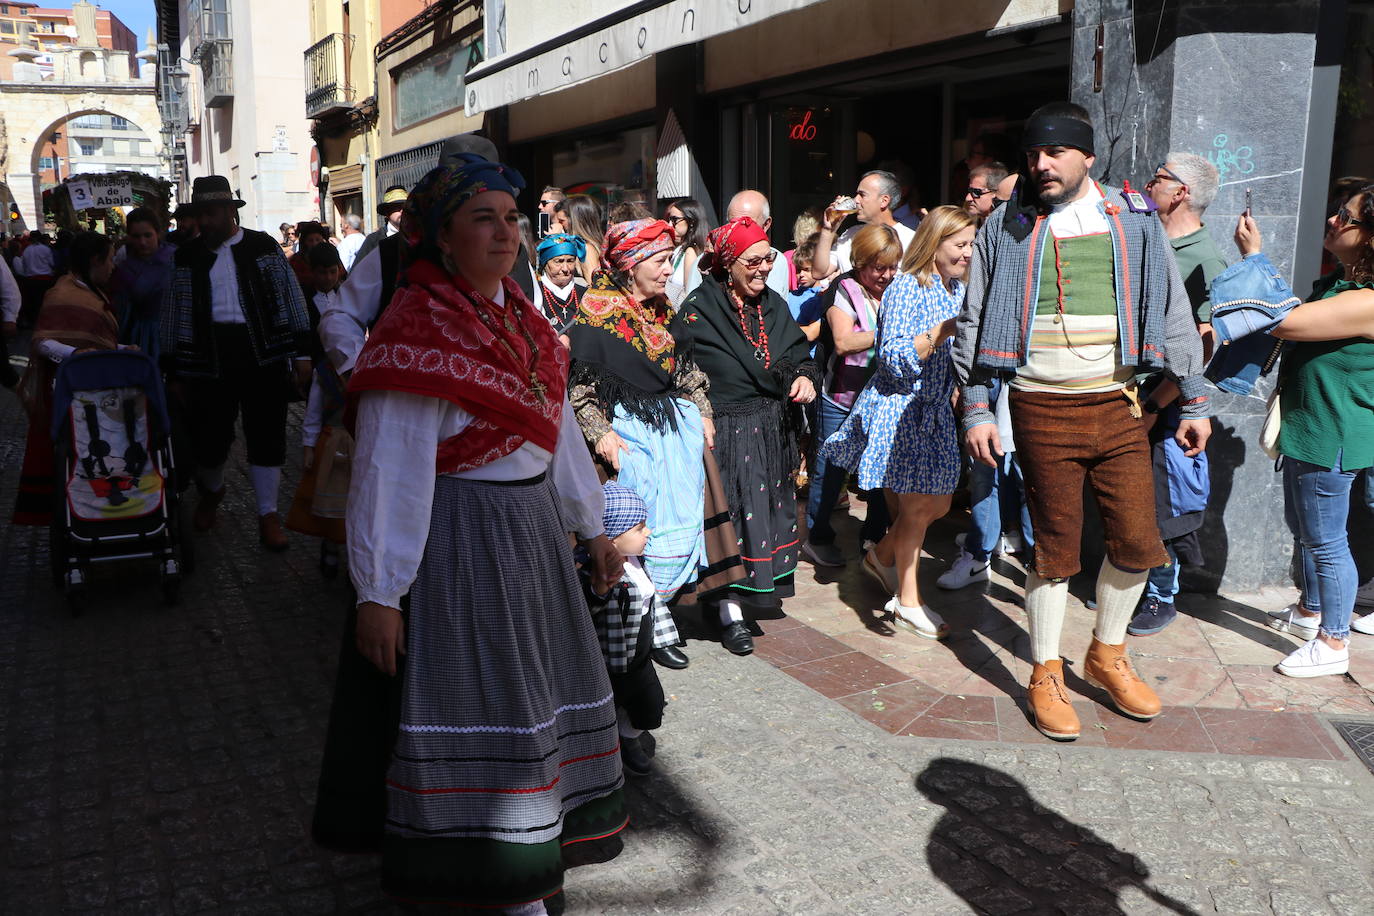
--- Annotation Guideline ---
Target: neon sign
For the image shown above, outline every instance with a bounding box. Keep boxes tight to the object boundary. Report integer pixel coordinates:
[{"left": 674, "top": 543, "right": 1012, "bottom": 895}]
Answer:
[{"left": 788, "top": 109, "right": 819, "bottom": 142}]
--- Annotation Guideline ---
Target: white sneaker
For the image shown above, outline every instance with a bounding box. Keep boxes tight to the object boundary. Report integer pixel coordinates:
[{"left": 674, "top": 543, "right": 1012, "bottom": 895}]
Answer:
[
  {"left": 1357, "top": 579, "right": 1374, "bottom": 608},
  {"left": 937, "top": 550, "right": 991, "bottom": 590},
  {"left": 1001, "top": 531, "right": 1026, "bottom": 555},
  {"left": 1277, "top": 637, "right": 1350, "bottom": 678},
  {"left": 1353, "top": 612, "right": 1374, "bottom": 636},
  {"left": 1269, "top": 606, "right": 1321, "bottom": 640},
  {"left": 884, "top": 597, "right": 949, "bottom": 640},
  {"left": 954, "top": 532, "right": 1004, "bottom": 557}
]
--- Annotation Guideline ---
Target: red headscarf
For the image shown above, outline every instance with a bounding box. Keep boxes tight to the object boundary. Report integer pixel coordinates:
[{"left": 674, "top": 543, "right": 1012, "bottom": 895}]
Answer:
[
  {"left": 707, "top": 217, "right": 770, "bottom": 270},
  {"left": 603, "top": 219, "right": 675, "bottom": 273}
]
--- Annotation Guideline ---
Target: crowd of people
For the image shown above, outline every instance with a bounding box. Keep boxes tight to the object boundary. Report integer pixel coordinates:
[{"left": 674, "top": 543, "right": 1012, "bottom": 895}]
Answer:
[{"left": 4, "top": 100, "right": 1374, "bottom": 913}]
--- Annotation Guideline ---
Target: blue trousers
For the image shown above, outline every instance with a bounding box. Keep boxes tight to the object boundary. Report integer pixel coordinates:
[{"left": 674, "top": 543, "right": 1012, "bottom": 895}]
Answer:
[
  {"left": 965, "top": 451, "right": 1034, "bottom": 563},
  {"left": 1284, "top": 457, "right": 1358, "bottom": 640}
]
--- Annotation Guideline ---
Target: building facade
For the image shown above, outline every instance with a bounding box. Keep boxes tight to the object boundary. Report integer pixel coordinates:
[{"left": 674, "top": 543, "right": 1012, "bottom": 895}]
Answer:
[
  {"left": 0, "top": 0, "right": 162, "bottom": 233},
  {"left": 154, "top": 0, "right": 314, "bottom": 232},
  {"left": 461, "top": 0, "right": 1367, "bottom": 591}
]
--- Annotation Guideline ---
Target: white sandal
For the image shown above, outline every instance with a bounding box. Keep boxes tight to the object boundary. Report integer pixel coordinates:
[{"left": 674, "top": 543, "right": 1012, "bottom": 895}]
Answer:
[{"left": 884, "top": 597, "right": 949, "bottom": 640}]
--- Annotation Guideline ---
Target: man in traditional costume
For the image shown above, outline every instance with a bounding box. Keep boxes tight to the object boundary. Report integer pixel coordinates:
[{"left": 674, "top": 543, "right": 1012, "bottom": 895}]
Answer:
[{"left": 952, "top": 103, "right": 1211, "bottom": 741}]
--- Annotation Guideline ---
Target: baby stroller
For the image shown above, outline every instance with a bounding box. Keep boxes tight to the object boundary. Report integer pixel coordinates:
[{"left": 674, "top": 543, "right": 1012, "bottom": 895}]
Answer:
[{"left": 49, "top": 350, "right": 192, "bottom": 610}]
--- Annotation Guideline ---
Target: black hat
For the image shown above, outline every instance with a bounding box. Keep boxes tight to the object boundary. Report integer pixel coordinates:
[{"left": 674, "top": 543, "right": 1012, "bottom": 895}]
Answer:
[
  {"left": 173, "top": 201, "right": 199, "bottom": 218},
  {"left": 190, "top": 175, "right": 245, "bottom": 208}
]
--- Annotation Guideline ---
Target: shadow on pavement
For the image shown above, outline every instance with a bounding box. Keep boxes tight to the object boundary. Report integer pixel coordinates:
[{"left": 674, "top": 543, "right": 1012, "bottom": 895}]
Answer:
[{"left": 917, "top": 757, "right": 1200, "bottom": 916}]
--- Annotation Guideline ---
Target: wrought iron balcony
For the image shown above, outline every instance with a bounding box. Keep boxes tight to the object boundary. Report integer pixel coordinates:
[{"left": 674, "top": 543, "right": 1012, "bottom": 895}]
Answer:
[{"left": 305, "top": 33, "right": 355, "bottom": 119}]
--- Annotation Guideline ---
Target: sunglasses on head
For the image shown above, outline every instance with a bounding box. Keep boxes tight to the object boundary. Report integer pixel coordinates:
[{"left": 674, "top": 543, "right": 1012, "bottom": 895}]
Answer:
[{"left": 965, "top": 186, "right": 995, "bottom": 199}]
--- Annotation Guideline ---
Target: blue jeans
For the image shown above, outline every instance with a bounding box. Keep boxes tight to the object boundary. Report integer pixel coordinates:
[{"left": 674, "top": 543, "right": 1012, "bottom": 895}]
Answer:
[
  {"left": 1145, "top": 541, "right": 1180, "bottom": 604},
  {"left": 966, "top": 451, "right": 1034, "bottom": 563},
  {"left": 809, "top": 396, "right": 890, "bottom": 546},
  {"left": 1283, "top": 457, "right": 1358, "bottom": 640}
]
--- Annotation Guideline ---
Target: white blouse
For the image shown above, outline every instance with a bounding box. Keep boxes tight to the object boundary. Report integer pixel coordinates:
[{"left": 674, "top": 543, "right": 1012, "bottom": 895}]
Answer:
[{"left": 347, "top": 286, "right": 605, "bottom": 609}]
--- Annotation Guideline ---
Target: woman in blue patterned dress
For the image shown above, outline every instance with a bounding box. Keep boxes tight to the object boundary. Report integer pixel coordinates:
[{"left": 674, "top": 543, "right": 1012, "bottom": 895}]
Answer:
[{"left": 821, "top": 206, "right": 977, "bottom": 638}]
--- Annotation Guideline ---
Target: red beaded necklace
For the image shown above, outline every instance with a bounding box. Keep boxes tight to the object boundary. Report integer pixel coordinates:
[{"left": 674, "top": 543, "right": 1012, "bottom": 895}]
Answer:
[{"left": 727, "top": 285, "right": 770, "bottom": 366}]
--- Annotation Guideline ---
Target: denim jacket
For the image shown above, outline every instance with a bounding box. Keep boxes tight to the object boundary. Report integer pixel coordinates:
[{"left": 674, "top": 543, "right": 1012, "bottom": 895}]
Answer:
[{"left": 1204, "top": 253, "right": 1297, "bottom": 397}]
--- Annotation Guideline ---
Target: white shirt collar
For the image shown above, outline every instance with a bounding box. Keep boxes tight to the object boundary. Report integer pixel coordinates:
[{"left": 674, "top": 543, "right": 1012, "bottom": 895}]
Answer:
[
  {"left": 540, "top": 274, "right": 576, "bottom": 298},
  {"left": 215, "top": 228, "right": 244, "bottom": 253},
  {"left": 385, "top": 223, "right": 398, "bottom": 237},
  {"left": 1052, "top": 181, "right": 1105, "bottom": 215}
]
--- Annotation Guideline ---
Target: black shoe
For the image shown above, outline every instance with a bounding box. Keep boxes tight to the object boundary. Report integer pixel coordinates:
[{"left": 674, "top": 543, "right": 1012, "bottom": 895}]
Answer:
[
  {"left": 651, "top": 646, "right": 689, "bottom": 669},
  {"left": 1127, "top": 595, "right": 1178, "bottom": 636},
  {"left": 620, "top": 736, "right": 652, "bottom": 777},
  {"left": 721, "top": 621, "right": 754, "bottom": 656}
]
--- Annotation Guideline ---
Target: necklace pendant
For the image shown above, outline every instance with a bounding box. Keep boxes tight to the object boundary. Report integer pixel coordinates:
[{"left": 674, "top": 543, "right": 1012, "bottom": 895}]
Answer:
[
  {"left": 529, "top": 373, "right": 548, "bottom": 403},
  {"left": 1052, "top": 314, "right": 1062, "bottom": 324},
  {"left": 753, "top": 346, "right": 766, "bottom": 362}
]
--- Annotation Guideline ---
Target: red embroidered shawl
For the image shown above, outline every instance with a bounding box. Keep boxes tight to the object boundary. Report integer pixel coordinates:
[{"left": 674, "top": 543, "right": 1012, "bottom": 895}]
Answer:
[{"left": 348, "top": 259, "right": 568, "bottom": 474}]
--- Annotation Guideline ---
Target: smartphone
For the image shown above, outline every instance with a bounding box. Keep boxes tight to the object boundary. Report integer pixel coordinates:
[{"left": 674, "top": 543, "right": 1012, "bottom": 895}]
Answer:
[
  {"left": 538, "top": 212, "right": 552, "bottom": 237},
  {"left": 1244, "top": 188, "right": 1252, "bottom": 216}
]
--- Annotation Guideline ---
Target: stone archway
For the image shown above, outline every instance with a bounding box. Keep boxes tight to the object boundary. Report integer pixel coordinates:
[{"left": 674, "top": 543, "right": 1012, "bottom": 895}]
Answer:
[{"left": 1, "top": 86, "right": 162, "bottom": 230}]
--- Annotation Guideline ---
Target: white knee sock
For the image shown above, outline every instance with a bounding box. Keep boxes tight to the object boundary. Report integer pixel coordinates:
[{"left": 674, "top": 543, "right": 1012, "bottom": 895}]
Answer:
[
  {"left": 718, "top": 598, "right": 744, "bottom": 625},
  {"left": 1094, "top": 559, "right": 1150, "bottom": 645},
  {"left": 1026, "top": 570, "right": 1070, "bottom": 664},
  {"left": 248, "top": 464, "right": 280, "bottom": 517},
  {"left": 196, "top": 463, "right": 225, "bottom": 493}
]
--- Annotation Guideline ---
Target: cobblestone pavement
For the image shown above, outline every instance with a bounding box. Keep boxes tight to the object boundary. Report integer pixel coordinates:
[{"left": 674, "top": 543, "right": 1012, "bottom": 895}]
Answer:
[{"left": 3, "top": 384, "right": 1374, "bottom": 915}]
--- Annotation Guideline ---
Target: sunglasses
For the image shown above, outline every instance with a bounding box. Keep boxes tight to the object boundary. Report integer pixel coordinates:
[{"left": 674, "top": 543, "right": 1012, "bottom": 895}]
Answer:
[
  {"left": 739, "top": 252, "right": 778, "bottom": 271},
  {"left": 1145, "top": 163, "right": 1186, "bottom": 188},
  {"left": 1337, "top": 205, "right": 1369, "bottom": 228},
  {"left": 539, "top": 199, "right": 557, "bottom": 207},
  {"left": 965, "top": 186, "right": 995, "bottom": 199},
  {"left": 665, "top": 215, "right": 688, "bottom": 226}
]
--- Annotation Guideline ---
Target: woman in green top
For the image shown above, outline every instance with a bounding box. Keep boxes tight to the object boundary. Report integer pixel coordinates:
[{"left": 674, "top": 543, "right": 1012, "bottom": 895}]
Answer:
[{"left": 1239, "top": 185, "right": 1374, "bottom": 679}]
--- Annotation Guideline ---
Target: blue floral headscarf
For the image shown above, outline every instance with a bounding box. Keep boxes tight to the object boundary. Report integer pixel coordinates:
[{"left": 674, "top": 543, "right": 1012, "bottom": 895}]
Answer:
[
  {"left": 536, "top": 232, "right": 588, "bottom": 269},
  {"left": 404, "top": 152, "right": 526, "bottom": 247}
]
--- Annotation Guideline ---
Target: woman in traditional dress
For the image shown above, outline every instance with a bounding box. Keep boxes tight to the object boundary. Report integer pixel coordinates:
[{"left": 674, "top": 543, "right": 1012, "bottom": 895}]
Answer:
[
  {"left": 112, "top": 207, "right": 174, "bottom": 363},
  {"left": 568, "top": 219, "right": 744, "bottom": 669},
  {"left": 535, "top": 232, "right": 587, "bottom": 342},
  {"left": 312, "top": 154, "right": 627, "bottom": 913},
  {"left": 678, "top": 217, "right": 818, "bottom": 656},
  {"left": 821, "top": 206, "right": 977, "bottom": 639},
  {"left": 13, "top": 231, "right": 119, "bottom": 526}
]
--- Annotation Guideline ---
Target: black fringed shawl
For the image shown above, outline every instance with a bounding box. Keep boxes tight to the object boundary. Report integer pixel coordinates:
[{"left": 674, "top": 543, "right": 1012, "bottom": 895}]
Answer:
[{"left": 568, "top": 271, "right": 695, "bottom": 432}]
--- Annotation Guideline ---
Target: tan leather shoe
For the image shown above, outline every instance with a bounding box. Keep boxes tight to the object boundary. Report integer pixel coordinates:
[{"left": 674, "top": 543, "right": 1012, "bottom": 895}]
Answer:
[
  {"left": 258, "top": 512, "right": 289, "bottom": 552},
  {"left": 193, "top": 485, "right": 225, "bottom": 531},
  {"left": 1027, "top": 660, "right": 1080, "bottom": 741},
  {"left": 1084, "top": 637, "right": 1161, "bottom": 720}
]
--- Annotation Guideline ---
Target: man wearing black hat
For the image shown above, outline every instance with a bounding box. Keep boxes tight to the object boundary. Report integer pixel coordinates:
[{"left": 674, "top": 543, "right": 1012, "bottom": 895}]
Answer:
[
  {"left": 160, "top": 175, "right": 313, "bottom": 551},
  {"left": 167, "top": 203, "right": 201, "bottom": 248},
  {"left": 952, "top": 102, "right": 1211, "bottom": 742}
]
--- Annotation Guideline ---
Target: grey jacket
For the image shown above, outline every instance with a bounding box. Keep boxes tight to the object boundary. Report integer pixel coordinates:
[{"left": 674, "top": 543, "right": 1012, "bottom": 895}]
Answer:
[{"left": 952, "top": 182, "right": 1209, "bottom": 432}]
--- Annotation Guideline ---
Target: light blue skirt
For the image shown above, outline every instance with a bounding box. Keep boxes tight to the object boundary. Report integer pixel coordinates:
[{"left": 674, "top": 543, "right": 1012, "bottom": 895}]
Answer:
[{"left": 613, "top": 400, "right": 707, "bottom": 600}]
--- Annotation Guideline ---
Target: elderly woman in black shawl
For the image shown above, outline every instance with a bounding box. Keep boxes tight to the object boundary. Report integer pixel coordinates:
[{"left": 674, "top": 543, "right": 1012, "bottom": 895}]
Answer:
[{"left": 679, "top": 217, "right": 819, "bottom": 655}]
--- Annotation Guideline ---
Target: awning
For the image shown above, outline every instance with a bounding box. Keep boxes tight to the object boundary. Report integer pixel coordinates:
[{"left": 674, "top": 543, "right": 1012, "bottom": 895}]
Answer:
[{"left": 464, "top": 0, "right": 833, "bottom": 115}]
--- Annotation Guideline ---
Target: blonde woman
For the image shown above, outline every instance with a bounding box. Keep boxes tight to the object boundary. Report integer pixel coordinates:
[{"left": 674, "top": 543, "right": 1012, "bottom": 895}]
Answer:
[{"left": 820, "top": 206, "right": 977, "bottom": 638}]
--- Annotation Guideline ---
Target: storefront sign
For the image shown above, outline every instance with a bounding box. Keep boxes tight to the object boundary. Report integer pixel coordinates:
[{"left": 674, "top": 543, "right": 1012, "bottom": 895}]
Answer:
[
  {"left": 67, "top": 177, "right": 133, "bottom": 210},
  {"left": 788, "top": 110, "right": 819, "bottom": 142},
  {"left": 394, "top": 39, "right": 481, "bottom": 129}
]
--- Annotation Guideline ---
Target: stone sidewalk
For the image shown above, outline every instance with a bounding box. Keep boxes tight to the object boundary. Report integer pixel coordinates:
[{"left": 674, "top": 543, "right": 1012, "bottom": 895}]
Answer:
[
  {"left": 779, "top": 492, "right": 1374, "bottom": 757},
  {"left": 3, "top": 382, "right": 1373, "bottom": 914}
]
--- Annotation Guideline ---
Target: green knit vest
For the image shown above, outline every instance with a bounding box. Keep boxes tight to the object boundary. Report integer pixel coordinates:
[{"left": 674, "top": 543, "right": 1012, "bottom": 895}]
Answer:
[{"left": 1036, "top": 233, "right": 1117, "bottom": 317}]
